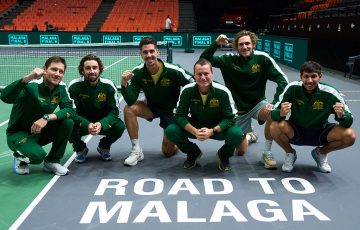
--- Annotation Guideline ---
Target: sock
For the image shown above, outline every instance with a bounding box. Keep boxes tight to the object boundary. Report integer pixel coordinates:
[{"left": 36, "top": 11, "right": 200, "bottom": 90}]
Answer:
[
  {"left": 246, "top": 133, "right": 252, "bottom": 142},
  {"left": 131, "top": 139, "right": 140, "bottom": 150},
  {"left": 264, "top": 140, "right": 272, "bottom": 152}
]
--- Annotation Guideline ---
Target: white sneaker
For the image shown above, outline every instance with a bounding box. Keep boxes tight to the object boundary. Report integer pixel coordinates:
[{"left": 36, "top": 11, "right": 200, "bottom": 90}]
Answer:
[
  {"left": 44, "top": 162, "right": 69, "bottom": 176},
  {"left": 124, "top": 148, "right": 144, "bottom": 166},
  {"left": 282, "top": 150, "right": 297, "bottom": 173},
  {"left": 311, "top": 147, "right": 331, "bottom": 173},
  {"left": 13, "top": 156, "right": 30, "bottom": 175}
]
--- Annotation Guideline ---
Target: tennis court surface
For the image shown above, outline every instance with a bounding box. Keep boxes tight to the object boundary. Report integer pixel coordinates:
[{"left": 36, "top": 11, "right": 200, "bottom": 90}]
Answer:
[{"left": 1, "top": 49, "right": 360, "bottom": 230}]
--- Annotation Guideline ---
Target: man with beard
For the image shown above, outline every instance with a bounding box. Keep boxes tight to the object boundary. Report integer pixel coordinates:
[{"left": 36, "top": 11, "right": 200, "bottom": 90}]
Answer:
[
  {"left": 200, "top": 30, "right": 288, "bottom": 169},
  {"left": 120, "top": 37, "right": 193, "bottom": 166},
  {"left": 270, "top": 60, "right": 356, "bottom": 173},
  {"left": 1, "top": 56, "right": 75, "bottom": 175},
  {"left": 68, "top": 54, "right": 125, "bottom": 163}
]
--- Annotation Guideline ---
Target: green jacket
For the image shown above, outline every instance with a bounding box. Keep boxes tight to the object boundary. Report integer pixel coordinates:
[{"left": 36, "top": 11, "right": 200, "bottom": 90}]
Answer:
[
  {"left": 174, "top": 82, "right": 237, "bottom": 132},
  {"left": 1, "top": 78, "right": 75, "bottom": 134},
  {"left": 200, "top": 42, "right": 289, "bottom": 111},
  {"left": 68, "top": 77, "right": 120, "bottom": 131},
  {"left": 121, "top": 59, "right": 193, "bottom": 113},
  {"left": 271, "top": 81, "right": 353, "bottom": 128}
]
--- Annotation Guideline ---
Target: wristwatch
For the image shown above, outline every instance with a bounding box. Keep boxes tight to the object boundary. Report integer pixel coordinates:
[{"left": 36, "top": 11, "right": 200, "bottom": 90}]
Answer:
[
  {"left": 42, "top": 114, "right": 51, "bottom": 122},
  {"left": 212, "top": 128, "right": 218, "bottom": 135}
]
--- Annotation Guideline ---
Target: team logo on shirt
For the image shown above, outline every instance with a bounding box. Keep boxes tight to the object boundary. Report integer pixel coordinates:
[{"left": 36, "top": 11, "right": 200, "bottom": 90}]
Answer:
[
  {"left": 295, "top": 99, "right": 304, "bottom": 105},
  {"left": 251, "top": 64, "right": 261, "bottom": 73},
  {"left": 209, "top": 98, "right": 220, "bottom": 108},
  {"left": 142, "top": 79, "right": 152, "bottom": 85},
  {"left": 79, "top": 94, "right": 90, "bottom": 99},
  {"left": 191, "top": 99, "right": 201, "bottom": 105},
  {"left": 97, "top": 92, "right": 106, "bottom": 102},
  {"left": 18, "top": 138, "right": 27, "bottom": 144},
  {"left": 312, "top": 100, "right": 324, "bottom": 110},
  {"left": 160, "top": 78, "right": 170, "bottom": 87},
  {"left": 51, "top": 96, "right": 59, "bottom": 104}
]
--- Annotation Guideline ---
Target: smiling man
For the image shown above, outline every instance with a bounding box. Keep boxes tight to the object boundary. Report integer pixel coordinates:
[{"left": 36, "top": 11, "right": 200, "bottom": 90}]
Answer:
[
  {"left": 200, "top": 30, "right": 288, "bottom": 169},
  {"left": 270, "top": 60, "right": 356, "bottom": 173},
  {"left": 120, "top": 37, "right": 193, "bottom": 166},
  {"left": 68, "top": 54, "right": 125, "bottom": 163},
  {"left": 1, "top": 56, "right": 75, "bottom": 176},
  {"left": 165, "top": 58, "right": 244, "bottom": 171}
]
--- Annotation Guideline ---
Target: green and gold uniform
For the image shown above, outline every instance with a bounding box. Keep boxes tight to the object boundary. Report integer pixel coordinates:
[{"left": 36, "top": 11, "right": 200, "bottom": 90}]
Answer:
[
  {"left": 68, "top": 77, "right": 125, "bottom": 151},
  {"left": 166, "top": 82, "right": 244, "bottom": 157},
  {"left": 1, "top": 78, "right": 75, "bottom": 164},
  {"left": 200, "top": 42, "right": 288, "bottom": 112},
  {"left": 271, "top": 81, "right": 353, "bottom": 128},
  {"left": 121, "top": 59, "right": 193, "bottom": 114}
]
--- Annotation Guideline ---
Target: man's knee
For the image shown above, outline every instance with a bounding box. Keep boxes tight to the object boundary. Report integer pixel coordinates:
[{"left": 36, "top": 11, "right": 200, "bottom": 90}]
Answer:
[
  {"left": 344, "top": 128, "right": 356, "bottom": 147},
  {"left": 164, "top": 124, "right": 180, "bottom": 141}
]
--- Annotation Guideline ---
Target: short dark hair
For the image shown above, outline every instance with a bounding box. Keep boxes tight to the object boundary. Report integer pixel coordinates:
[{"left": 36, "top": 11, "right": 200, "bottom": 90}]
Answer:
[
  {"left": 78, "top": 54, "right": 104, "bottom": 75},
  {"left": 232, "top": 30, "right": 258, "bottom": 49},
  {"left": 44, "top": 56, "right": 66, "bottom": 70},
  {"left": 300, "top": 60, "right": 322, "bottom": 75},
  {"left": 194, "top": 58, "right": 213, "bottom": 73},
  {"left": 139, "top": 37, "right": 157, "bottom": 49}
]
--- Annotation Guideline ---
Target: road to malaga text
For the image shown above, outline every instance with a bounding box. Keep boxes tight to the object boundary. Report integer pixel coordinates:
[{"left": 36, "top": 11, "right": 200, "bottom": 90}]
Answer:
[{"left": 80, "top": 177, "right": 330, "bottom": 224}]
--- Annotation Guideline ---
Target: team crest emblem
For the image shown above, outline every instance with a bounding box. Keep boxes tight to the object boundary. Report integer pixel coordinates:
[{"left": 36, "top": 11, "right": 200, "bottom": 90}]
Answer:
[
  {"left": 209, "top": 98, "right": 219, "bottom": 107},
  {"left": 160, "top": 78, "right": 170, "bottom": 87},
  {"left": 295, "top": 99, "right": 304, "bottom": 105},
  {"left": 251, "top": 64, "right": 261, "bottom": 73},
  {"left": 312, "top": 100, "right": 324, "bottom": 110},
  {"left": 97, "top": 92, "right": 106, "bottom": 102},
  {"left": 51, "top": 96, "right": 60, "bottom": 104}
]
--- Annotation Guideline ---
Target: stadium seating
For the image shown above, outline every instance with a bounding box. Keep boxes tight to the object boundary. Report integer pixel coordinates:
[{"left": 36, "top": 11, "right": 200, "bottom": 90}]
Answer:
[
  {"left": 100, "top": 0, "right": 179, "bottom": 32},
  {"left": 7, "top": 0, "right": 101, "bottom": 31},
  {"left": 0, "top": 0, "right": 17, "bottom": 14}
]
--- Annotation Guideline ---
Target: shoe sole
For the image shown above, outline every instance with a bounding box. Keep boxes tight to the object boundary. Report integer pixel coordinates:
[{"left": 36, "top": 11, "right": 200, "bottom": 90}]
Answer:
[
  {"left": 281, "top": 154, "right": 297, "bottom": 173},
  {"left": 124, "top": 154, "right": 144, "bottom": 166},
  {"left": 43, "top": 165, "right": 69, "bottom": 176},
  {"left": 183, "top": 152, "right": 202, "bottom": 169},
  {"left": 311, "top": 151, "right": 331, "bottom": 173},
  {"left": 74, "top": 155, "right": 86, "bottom": 164},
  {"left": 262, "top": 156, "right": 278, "bottom": 169}
]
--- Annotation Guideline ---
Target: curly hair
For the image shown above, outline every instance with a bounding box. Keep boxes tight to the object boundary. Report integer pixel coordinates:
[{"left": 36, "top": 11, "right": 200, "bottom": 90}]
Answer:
[{"left": 78, "top": 54, "right": 104, "bottom": 76}]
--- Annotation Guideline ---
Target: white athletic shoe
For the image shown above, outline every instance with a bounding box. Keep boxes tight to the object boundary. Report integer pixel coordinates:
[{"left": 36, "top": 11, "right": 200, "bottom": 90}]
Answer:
[
  {"left": 311, "top": 147, "right": 331, "bottom": 173},
  {"left": 44, "top": 162, "right": 69, "bottom": 176},
  {"left": 282, "top": 150, "right": 297, "bottom": 173},
  {"left": 124, "top": 148, "right": 144, "bottom": 166}
]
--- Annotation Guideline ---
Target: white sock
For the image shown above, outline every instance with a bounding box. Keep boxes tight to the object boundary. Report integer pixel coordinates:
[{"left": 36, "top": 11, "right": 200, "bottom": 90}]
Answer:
[
  {"left": 264, "top": 140, "right": 272, "bottom": 152},
  {"left": 131, "top": 139, "right": 140, "bottom": 150},
  {"left": 246, "top": 134, "right": 251, "bottom": 142}
]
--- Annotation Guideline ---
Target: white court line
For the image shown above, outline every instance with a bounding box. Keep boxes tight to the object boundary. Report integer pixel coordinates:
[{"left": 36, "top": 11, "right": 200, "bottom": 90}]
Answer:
[
  {"left": 9, "top": 135, "right": 93, "bottom": 230},
  {"left": 345, "top": 100, "right": 360, "bottom": 102},
  {"left": 9, "top": 57, "right": 128, "bottom": 230},
  {"left": 0, "top": 119, "right": 9, "bottom": 127},
  {"left": 104, "top": 57, "right": 127, "bottom": 70},
  {"left": 340, "top": 90, "right": 360, "bottom": 93}
]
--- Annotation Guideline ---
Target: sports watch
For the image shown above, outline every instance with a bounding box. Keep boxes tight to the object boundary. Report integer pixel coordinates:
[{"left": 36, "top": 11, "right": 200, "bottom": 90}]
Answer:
[{"left": 42, "top": 114, "right": 51, "bottom": 122}]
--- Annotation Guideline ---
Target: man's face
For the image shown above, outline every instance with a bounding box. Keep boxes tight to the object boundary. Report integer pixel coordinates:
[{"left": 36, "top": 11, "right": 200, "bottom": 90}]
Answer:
[
  {"left": 236, "top": 35, "right": 254, "bottom": 59},
  {"left": 43, "top": 62, "right": 65, "bottom": 87},
  {"left": 301, "top": 71, "right": 322, "bottom": 93},
  {"left": 194, "top": 63, "right": 213, "bottom": 90},
  {"left": 83, "top": 60, "right": 100, "bottom": 83},
  {"left": 140, "top": 44, "right": 159, "bottom": 67}
]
